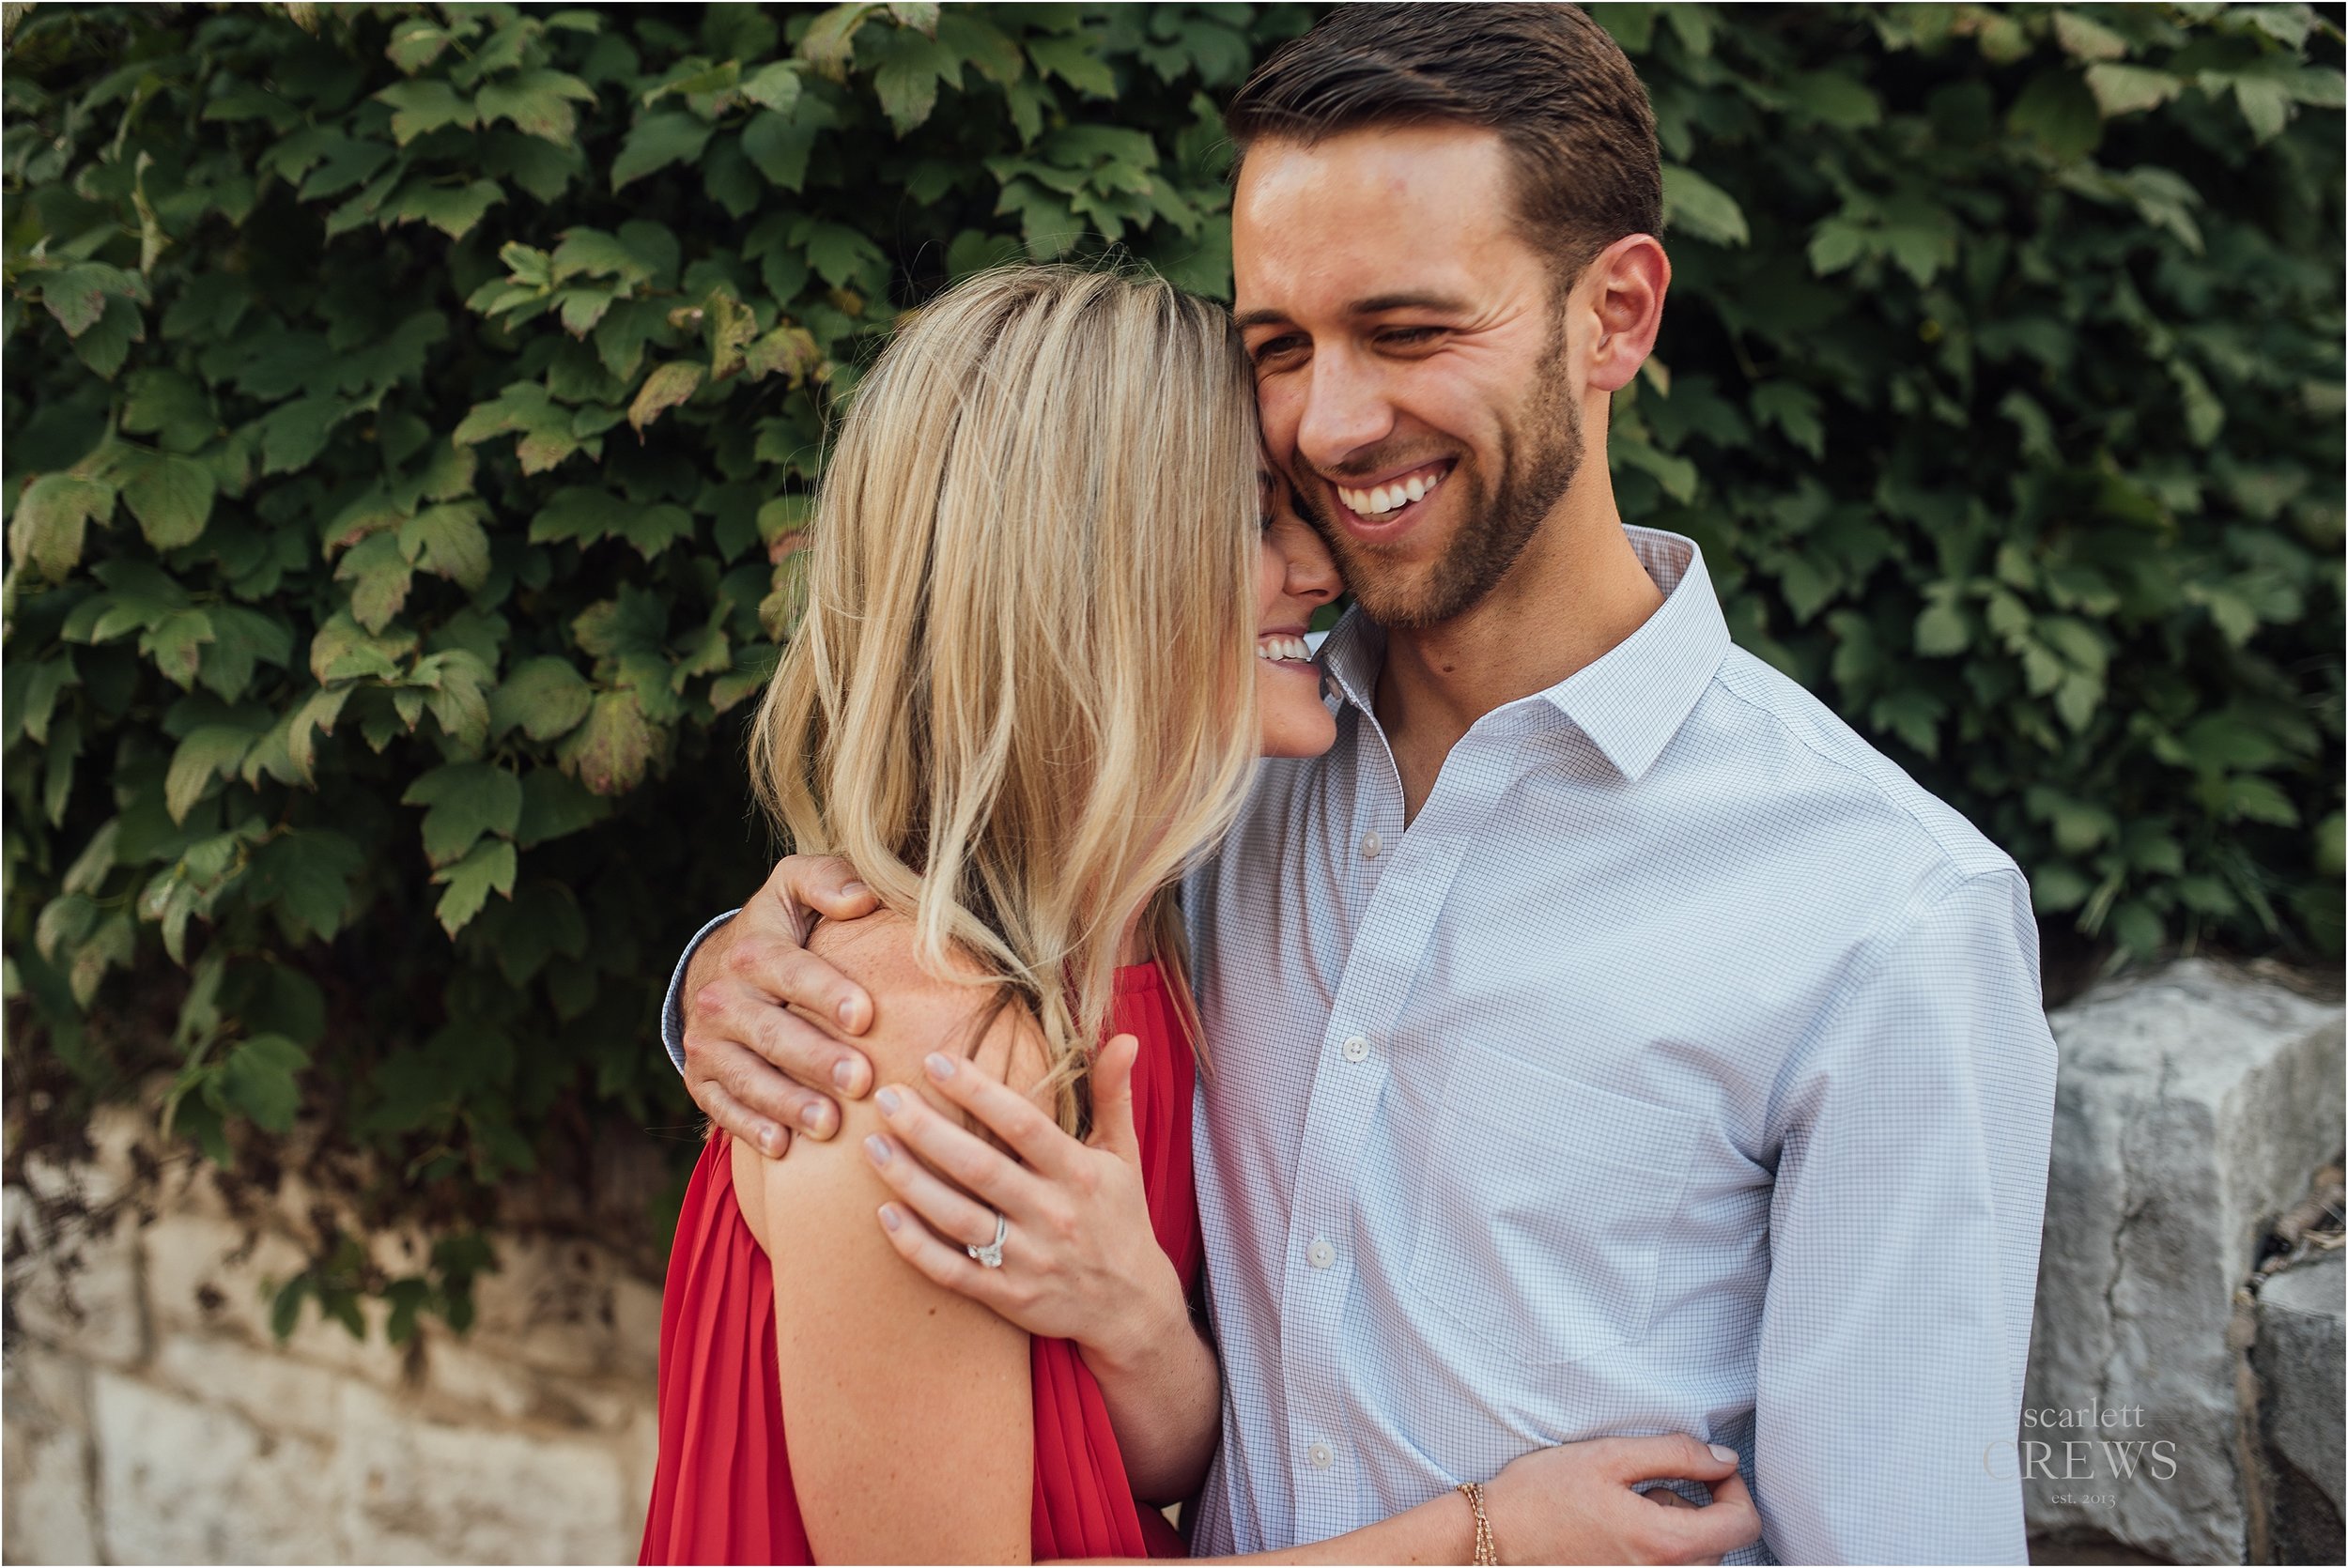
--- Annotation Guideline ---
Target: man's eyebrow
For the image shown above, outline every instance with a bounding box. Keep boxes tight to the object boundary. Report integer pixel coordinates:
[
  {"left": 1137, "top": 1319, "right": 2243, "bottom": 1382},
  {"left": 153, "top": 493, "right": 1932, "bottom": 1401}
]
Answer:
[{"left": 1233, "top": 292, "right": 1473, "bottom": 333}]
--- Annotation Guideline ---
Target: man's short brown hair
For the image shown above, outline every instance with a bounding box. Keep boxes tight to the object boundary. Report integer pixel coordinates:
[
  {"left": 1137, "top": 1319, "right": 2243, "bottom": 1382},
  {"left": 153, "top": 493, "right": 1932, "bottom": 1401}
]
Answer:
[{"left": 1223, "top": 3, "right": 1661, "bottom": 280}]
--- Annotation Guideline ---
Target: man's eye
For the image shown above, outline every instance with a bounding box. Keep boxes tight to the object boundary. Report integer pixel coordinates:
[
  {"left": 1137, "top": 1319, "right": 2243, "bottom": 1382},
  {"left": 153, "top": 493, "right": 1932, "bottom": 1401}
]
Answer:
[
  {"left": 1250, "top": 334, "right": 1305, "bottom": 363},
  {"left": 1380, "top": 327, "right": 1443, "bottom": 347}
]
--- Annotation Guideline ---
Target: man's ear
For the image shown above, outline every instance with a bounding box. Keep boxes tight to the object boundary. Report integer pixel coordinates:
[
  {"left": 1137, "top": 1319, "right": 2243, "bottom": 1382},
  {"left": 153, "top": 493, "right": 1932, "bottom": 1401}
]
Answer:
[{"left": 1582, "top": 234, "right": 1671, "bottom": 394}]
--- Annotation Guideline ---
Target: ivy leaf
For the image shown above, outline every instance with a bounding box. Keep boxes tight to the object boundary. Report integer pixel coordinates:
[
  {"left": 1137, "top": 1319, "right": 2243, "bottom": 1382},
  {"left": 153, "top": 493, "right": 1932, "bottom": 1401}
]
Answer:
[
  {"left": 871, "top": 25, "right": 964, "bottom": 133},
  {"left": 388, "top": 177, "right": 507, "bottom": 240},
  {"left": 217, "top": 1034, "right": 310, "bottom": 1132},
  {"left": 335, "top": 531, "right": 415, "bottom": 633},
  {"left": 475, "top": 69, "right": 597, "bottom": 144},
  {"left": 401, "top": 500, "right": 493, "bottom": 591},
  {"left": 489, "top": 657, "right": 594, "bottom": 742},
  {"left": 1027, "top": 34, "right": 1117, "bottom": 98},
  {"left": 255, "top": 394, "right": 355, "bottom": 475},
  {"left": 611, "top": 111, "right": 714, "bottom": 192},
  {"left": 627, "top": 361, "right": 703, "bottom": 433},
  {"left": 118, "top": 449, "right": 218, "bottom": 549},
  {"left": 165, "top": 724, "right": 259, "bottom": 822},
  {"left": 38, "top": 263, "right": 146, "bottom": 336},
  {"left": 740, "top": 60, "right": 803, "bottom": 113},
  {"left": 402, "top": 761, "right": 524, "bottom": 868},
  {"left": 1661, "top": 164, "right": 1749, "bottom": 246},
  {"left": 8, "top": 475, "right": 116, "bottom": 579},
  {"left": 430, "top": 838, "right": 518, "bottom": 936},
  {"left": 557, "top": 688, "right": 661, "bottom": 794},
  {"left": 377, "top": 80, "right": 478, "bottom": 144}
]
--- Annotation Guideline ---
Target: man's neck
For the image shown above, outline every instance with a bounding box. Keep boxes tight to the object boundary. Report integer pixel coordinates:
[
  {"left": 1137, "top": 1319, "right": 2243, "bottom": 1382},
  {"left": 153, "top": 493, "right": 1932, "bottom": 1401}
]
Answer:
[{"left": 1371, "top": 485, "right": 1664, "bottom": 822}]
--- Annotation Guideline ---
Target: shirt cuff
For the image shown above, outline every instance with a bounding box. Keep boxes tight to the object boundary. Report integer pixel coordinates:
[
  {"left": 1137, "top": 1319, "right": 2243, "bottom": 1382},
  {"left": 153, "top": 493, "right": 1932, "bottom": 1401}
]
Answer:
[{"left": 661, "top": 909, "right": 742, "bottom": 1073}]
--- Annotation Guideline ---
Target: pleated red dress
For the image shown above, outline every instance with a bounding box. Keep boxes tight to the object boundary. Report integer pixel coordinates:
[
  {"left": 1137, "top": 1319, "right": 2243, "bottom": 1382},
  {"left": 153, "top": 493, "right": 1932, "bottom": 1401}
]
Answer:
[{"left": 640, "top": 961, "right": 1203, "bottom": 1563}]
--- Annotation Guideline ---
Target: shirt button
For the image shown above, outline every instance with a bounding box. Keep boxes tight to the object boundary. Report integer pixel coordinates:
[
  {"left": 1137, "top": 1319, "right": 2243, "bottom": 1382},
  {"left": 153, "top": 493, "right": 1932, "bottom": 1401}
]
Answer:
[
  {"left": 1307, "top": 1442, "right": 1334, "bottom": 1470},
  {"left": 1307, "top": 1238, "right": 1336, "bottom": 1269},
  {"left": 1359, "top": 830, "right": 1383, "bottom": 860},
  {"left": 1340, "top": 1034, "right": 1369, "bottom": 1064}
]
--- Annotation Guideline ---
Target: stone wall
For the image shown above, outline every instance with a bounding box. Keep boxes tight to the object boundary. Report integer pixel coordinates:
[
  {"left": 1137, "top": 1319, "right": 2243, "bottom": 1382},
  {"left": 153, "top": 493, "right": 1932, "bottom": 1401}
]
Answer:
[
  {"left": 4, "top": 1106, "right": 663, "bottom": 1565},
  {"left": 8, "top": 959, "right": 2343, "bottom": 1564}
]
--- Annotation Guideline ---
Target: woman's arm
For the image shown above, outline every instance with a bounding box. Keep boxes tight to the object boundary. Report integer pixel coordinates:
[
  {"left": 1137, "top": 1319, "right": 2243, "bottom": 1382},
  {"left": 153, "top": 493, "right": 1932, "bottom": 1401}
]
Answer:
[
  {"left": 734, "top": 916, "right": 1046, "bottom": 1563},
  {"left": 864, "top": 1034, "right": 1221, "bottom": 1500}
]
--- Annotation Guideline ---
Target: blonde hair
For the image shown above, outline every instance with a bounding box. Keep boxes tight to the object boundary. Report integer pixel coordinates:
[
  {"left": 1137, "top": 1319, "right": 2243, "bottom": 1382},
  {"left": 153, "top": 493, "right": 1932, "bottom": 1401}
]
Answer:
[{"left": 749, "top": 267, "right": 1261, "bottom": 1135}]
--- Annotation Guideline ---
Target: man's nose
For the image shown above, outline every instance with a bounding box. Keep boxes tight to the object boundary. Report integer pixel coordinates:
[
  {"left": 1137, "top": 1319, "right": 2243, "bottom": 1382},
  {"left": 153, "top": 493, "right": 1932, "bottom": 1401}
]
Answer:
[{"left": 1294, "top": 348, "right": 1395, "bottom": 474}]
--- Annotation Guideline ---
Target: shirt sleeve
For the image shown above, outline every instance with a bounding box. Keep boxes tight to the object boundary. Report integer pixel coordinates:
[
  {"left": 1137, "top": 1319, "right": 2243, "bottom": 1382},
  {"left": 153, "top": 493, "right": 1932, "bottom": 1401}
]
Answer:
[
  {"left": 659, "top": 909, "right": 742, "bottom": 1073},
  {"left": 1753, "top": 868, "right": 2058, "bottom": 1564}
]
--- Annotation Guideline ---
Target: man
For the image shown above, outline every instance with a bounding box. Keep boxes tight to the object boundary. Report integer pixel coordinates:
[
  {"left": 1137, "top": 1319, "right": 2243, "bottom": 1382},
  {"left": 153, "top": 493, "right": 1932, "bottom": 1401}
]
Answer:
[{"left": 669, "top": 7, "right": 2058, "bottom": 1561}]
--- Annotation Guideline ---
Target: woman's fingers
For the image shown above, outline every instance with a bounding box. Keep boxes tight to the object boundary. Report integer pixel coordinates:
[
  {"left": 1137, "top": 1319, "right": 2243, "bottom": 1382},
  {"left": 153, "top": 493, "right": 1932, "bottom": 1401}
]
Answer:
[
  {"left": 864, "top": 1130, "right": 1003, "bottom": 1250},
  {"left": 873, "top": 1083, "right": 1046, "bottom": 1211},
  {"left": 916, "top": 1052, "right": 1085, "bottom": 1180},
  {"left": 875, "top": 1202, "right": 1012, "bottom": 1309},
  {"left": 1085, "top": 1034, "right": 1142, "bottom": 1163}
]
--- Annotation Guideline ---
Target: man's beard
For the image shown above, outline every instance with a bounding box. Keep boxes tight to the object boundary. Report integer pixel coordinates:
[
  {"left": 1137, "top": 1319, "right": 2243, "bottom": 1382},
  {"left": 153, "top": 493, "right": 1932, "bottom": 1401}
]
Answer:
[{"left": 1297, "top": 366, "right": 1585, "bottom": 631}]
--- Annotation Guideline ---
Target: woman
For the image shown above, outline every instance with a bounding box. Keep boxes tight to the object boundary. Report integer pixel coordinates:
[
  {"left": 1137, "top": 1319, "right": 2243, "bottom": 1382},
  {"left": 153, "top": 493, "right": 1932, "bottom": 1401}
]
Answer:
[{"left": 639, "top": 267, "right": 1754, "bottom": 1564}]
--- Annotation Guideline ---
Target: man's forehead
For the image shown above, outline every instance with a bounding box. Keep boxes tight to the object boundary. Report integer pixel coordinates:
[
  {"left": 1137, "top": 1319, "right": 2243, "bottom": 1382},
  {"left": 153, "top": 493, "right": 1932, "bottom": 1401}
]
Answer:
[{"left": 1231, "top": 125, "right": 1522, "bottom": 312}]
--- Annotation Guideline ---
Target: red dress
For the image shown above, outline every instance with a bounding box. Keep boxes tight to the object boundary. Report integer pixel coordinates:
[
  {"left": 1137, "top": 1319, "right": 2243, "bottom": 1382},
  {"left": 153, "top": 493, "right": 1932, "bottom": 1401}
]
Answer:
[{"left": 640, "top": 961, "right": 1203, "bottom": 1563}]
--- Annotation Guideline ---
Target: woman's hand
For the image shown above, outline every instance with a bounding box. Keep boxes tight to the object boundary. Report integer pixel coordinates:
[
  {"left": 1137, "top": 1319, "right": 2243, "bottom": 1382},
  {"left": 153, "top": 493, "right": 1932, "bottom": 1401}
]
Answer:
[
  {"left": 861, "top": 1034, "right": 1191, "bottom": 1371},
  {"left": 1483, "top": 1435, "right": 1762, "bottom": 1565}
]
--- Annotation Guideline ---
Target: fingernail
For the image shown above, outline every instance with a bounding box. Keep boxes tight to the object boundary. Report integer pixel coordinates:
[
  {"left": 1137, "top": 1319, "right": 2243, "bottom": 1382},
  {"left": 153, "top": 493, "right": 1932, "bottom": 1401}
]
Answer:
[
  {"left": 842, "top": 880, "right": 870, "bottom": 899},
  {"left": 801, "top": 1103, "right": 832, "bottom": 1136},
  {"left": 837, "top": 998, "right": 861, "bottom": 1028},
  {"left": 874, "top": 1086, "right": 902, "bottom": 1115},
  {"left": 759, "top": 1126, "right": 781, "bottom": 1157},
  {"left": 924, "top": 1053, "right": 956, "bottom": 1081},
  {"left": 1708, "top": 1444, "right": 1738, "bottom": 1465},
  {"left": 832, "top": 1058, "right": 861, "bottom": 1094},
  {"left": 878, "top": 1204, "right": 900, "bottom": 1232},
  {"left": 863, "top": 1135, "right": 891, "bottom": 1166}
]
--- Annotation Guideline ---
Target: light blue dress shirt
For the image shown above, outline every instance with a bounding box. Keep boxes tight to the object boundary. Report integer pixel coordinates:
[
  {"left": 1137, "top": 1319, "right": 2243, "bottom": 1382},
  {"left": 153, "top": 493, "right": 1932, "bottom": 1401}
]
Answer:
[{"left": 661, "top": 526, "right": 2058, "bottom": 1564}]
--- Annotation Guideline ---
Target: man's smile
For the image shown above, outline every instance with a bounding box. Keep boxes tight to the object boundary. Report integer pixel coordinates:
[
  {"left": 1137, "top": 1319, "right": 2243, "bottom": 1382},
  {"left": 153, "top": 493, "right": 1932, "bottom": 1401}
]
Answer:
[{"left": 1325, "top": 456, "right": 1457, "bottom": 542}]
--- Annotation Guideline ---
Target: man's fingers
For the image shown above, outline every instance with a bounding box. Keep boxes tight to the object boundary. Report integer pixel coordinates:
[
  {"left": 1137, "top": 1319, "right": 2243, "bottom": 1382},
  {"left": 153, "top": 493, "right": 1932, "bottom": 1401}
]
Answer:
[
  {"left": 731, "top": 941, "right": 876, "bottom": 1058},
  {"left": 865, "top": 1130, "right": 1004, "bottom": 1250},
  {"left": 876, "top": 1201, "right": 1010, "bottom": 1308},
  {"left": 693, "top": 1027, "right": 842, "bottom": 1140},
  {"left": 919, "top": 1051, "right": 1082, "bottom": 1178},
  {"left": 690, "top": 1077, "right": 790, "bottom": 1160},
  {"left": 874, "top": 1084, "right": 1043, "bottom": 1210},
  {"left": 768, "top": 853, "right": 881, "bottom": 925}
]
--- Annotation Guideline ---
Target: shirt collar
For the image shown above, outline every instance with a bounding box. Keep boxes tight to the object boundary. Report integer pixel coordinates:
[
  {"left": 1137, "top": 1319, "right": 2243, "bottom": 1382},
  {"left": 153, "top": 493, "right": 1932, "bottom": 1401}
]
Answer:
[{"left": 1317, "top": 526, "right": 1731, "bottom": 782}]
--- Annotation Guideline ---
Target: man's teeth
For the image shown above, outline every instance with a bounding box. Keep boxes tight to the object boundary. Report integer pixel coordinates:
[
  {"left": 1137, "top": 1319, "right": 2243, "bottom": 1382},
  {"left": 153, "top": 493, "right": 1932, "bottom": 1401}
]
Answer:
[
  {"left": 1256, "top": 635, "right": 1312, "bottom": 663},
  {"left": 1337, "top": 469, "right": 1444, "bottom": 516}
]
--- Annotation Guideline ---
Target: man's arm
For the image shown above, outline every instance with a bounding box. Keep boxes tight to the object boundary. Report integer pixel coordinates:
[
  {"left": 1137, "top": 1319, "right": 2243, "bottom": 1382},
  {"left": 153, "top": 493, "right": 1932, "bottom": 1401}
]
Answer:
[
  {"left": 663, "top": 855, "right": 886, "bottom": 1155},
  {"left": 1753, "top": 867, "right": 2058, "bottom": 1564}
]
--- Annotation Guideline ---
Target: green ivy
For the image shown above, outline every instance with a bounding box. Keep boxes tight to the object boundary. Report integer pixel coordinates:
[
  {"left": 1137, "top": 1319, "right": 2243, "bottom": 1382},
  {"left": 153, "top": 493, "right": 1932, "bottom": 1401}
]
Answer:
[{"left": 3, "top": 3, "right": 2340, "bottom": 1341}]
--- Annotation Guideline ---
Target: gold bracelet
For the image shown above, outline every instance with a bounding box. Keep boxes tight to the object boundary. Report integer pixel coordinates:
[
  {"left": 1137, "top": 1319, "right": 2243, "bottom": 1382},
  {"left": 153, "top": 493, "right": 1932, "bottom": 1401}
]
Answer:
[{"left": 1455, "top": 1481, "right": 1498, "bottom": 1566}]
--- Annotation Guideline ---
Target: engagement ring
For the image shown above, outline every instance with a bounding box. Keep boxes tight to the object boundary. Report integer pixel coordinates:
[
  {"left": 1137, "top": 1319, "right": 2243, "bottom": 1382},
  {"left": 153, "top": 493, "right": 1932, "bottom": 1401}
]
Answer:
[{"left": 969, "top": 1211, "right": 1007, "bottom": 1268}]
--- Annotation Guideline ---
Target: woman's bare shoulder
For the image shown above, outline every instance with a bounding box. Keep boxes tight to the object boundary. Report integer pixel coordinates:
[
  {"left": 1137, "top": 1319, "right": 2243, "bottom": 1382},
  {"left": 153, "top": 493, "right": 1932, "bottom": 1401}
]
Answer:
[{"left": 810, "top": 911, "right": 1050, "bottom": 1097}]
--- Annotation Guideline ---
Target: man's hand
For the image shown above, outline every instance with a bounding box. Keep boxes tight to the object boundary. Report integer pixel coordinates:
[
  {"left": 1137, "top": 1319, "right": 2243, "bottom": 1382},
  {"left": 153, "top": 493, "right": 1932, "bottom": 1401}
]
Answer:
[
  {"left": 1485, "top": 1435, "right": 1760, "bottom": 1565},
  {"left": 682, "top": 855, "right": 882, "bottom": 1154}
]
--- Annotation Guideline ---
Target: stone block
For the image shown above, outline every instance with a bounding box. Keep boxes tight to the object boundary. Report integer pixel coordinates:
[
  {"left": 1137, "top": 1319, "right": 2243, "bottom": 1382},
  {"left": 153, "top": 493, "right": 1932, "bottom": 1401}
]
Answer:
[
  {"left": 2025, "top": 961, "right": 2345, "bottom": 1565},
  {"left": 140, "top": 1209, "right": 309, "bottom": 1345},
  {"left": 5, "top": 1179, "right": 147, "bottom": 1368},
  {"left": 2254, "top": 1250, "right": 2345, "bottom": 1563},
  {"left": 332, "top": 1379, "right": 640, "bottom": 1564},
  {"left": 148, "top": 1332, "right": 356, "bottom": 1442},
  {"left": 3, "top": 1345, "right": 102, "bottom": 1563},
  {"left": 90, "top": 1368, "right": 346, "bottom": 1564}
]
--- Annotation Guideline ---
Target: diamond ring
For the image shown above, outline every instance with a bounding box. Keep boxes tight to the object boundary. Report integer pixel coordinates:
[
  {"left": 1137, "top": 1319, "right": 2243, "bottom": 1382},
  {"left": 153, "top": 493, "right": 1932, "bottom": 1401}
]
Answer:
[{"left": 968, "top": 1210, "right": 1007, "bottom": 1268}]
